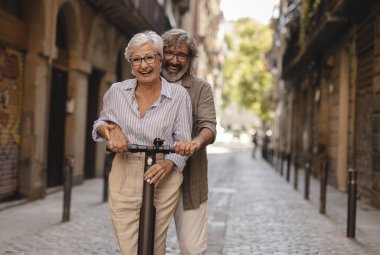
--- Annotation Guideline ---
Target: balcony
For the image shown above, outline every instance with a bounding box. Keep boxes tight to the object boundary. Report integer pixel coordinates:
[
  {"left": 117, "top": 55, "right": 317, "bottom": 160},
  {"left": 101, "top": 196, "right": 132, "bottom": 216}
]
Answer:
[
  {"left": 86, "top": 0, "right": 171, "bottom": 36},
  {"left": 281, "top": 0, "right": 349, "bottom": 79},
  {"left": 284, "top": 0, "right": 301, "bottom": 27}
]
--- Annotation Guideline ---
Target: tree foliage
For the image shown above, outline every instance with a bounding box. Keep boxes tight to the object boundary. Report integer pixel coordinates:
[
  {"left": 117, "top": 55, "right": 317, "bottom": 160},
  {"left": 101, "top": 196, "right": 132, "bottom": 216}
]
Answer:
[{"left": 222, "top": 18, "right": 273, "bottom": 123}]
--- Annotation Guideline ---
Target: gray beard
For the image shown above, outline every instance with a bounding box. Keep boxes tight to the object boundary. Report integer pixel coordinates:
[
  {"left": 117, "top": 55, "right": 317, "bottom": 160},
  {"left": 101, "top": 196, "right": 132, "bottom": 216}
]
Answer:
[{"left": 162, "top": 63, "right": 189, "bottom": 82}]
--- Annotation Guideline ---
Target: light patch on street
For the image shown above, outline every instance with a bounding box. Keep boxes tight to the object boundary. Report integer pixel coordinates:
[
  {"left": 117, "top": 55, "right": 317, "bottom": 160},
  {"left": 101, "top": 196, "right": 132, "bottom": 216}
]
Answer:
[{"left": 210, "top": 187, "right": 237, "bottom": 194}]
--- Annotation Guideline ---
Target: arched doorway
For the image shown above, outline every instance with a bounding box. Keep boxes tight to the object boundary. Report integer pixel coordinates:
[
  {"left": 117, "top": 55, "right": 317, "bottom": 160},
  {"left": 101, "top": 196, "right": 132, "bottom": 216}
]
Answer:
[{"left": 47, "top": 4, "right": 72, "bottom": 187}]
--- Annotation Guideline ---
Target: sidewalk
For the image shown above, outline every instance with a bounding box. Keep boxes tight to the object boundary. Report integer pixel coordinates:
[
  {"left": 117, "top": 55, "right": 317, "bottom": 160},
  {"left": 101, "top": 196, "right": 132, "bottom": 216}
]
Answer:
[
  {"left": 289, "top": 165, "right": 380, "bottom": 250},
  {"left": 0, "top": 178, "right": 108, "bottom": 242},
  {"left": 265, "top": 153, "right": 380, "bottom": 242}
]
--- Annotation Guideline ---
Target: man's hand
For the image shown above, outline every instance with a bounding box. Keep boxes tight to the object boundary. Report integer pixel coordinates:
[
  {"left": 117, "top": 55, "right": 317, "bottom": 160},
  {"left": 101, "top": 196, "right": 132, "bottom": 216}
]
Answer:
[
  {"left": 144, "top": 160, "right": 174, "bottom": 186},
  {"left": 97, "top": 123, "right": 116, "bottom": 140},
  {"left": 175, "top": 140, "right": 199, "bottom": 156},
  {"left": 175, "top": 128, "right": 215, "bottom": 156}
]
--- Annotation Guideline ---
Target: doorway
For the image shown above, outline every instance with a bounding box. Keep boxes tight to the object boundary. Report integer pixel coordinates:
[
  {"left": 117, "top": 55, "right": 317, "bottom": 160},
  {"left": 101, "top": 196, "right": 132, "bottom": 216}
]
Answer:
[
  {"left": 47, "top": 67, "right": 68, "bottom": 187},
  {"left": 84, "top": 69, "right": 102, "bottom": 178}
]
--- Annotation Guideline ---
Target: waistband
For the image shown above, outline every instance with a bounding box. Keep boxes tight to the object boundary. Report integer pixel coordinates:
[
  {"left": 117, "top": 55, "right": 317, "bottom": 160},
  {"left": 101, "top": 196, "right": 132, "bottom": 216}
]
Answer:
[{"left": 124, "top": 152, "right": 165, "bottom": 161}]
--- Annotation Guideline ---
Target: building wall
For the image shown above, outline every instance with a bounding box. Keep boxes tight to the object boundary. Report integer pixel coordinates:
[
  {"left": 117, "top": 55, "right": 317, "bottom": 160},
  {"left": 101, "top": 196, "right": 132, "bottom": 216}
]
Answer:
[
  {"left": 290, "top": 29, "right": 361, "bottom": 192},
  {"left": 356, "top": 5, "right": 380, "bottom": 207},
  {"left": 354, "top": 8, "right": 376, "bottom": 204},
  {"left": 0, "top": 2, "right": 29, "bottom": 199},
  {"left": 0, "top": 0, "right": 180, "bottom": 201},
  {"left": 373, "top": 8, "right": 380, "bottom": 207},
  {"left": 0, "top": 44, "right": 24, "bottom": 199},
  {"left": 273, "top": 0, "right": 380, "bottom": 209}
]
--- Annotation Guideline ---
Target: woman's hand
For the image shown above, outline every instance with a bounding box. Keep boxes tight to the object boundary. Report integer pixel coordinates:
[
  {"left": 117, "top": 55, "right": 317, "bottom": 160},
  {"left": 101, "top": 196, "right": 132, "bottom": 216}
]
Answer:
[
  {"left": 106, "top": 125, "right": 130, "bottom": 153},
  {"left": 144, "top": 160, "right": 174, "bottom": 186}
]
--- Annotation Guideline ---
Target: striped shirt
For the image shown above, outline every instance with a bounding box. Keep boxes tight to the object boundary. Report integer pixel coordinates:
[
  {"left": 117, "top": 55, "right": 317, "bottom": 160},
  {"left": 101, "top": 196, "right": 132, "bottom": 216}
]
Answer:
[{"left": 92, "top": 77, "right": 192, "bottom": 172}]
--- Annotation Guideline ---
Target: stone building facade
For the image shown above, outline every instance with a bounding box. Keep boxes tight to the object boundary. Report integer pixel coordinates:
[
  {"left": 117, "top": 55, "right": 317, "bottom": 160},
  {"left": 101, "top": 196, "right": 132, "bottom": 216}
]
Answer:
[
  {"left": 269, "top": 0, "right": 380, "bottom": 208},
  {"left": 182, "top": 0, "right": 223, "bottom": 111},
  {"left": 0, "top": 0, "right": 224, "bottom": 203},
  {"left": 0, "top": 0, "right": 190, "bottom": 201}
]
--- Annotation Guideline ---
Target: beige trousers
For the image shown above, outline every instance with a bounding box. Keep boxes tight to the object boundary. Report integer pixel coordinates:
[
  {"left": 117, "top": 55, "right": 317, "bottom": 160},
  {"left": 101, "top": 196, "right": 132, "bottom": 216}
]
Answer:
[
  {"left": 109, "top": 153, "right": 183, "bottom": 255},
  {"left": 174, "top": 193, "right": 208, "bottom": 255}
]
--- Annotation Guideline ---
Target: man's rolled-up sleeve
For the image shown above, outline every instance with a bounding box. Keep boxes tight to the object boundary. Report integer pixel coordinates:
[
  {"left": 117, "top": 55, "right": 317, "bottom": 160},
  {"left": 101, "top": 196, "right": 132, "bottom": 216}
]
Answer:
[{"left": 196, "top": 83, "right": 217, "bottom": 142}]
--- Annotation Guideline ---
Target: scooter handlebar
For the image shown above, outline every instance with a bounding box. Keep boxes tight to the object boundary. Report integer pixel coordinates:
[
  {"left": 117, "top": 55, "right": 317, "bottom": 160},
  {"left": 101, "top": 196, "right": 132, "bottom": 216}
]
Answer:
[
  {"left": 106, "top": 138, "right": 175, "bottom": 154},
  {"left": 128, "top": 144, "right": 175, "bottom": 154},
  {"left": 105, "top": 145, "right": 175, "bottom": 153}
]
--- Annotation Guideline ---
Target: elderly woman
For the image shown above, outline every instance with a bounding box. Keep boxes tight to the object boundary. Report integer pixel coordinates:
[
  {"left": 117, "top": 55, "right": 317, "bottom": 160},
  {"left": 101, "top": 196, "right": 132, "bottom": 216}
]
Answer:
[{"left": 92, "top": 31, "right": 192, "bottom": 254}]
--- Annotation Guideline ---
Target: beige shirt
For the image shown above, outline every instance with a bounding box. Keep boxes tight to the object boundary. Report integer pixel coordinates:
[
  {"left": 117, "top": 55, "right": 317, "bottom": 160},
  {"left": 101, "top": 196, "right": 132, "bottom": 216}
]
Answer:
[{"left": 180, "top": 73, "right": 217, "bottom": 210}]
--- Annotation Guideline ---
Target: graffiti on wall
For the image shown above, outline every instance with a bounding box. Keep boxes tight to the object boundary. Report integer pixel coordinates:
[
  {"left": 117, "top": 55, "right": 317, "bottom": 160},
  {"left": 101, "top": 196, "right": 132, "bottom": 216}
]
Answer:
[{"left": 0, "top": 46, "right": 23, "bottom": 198}]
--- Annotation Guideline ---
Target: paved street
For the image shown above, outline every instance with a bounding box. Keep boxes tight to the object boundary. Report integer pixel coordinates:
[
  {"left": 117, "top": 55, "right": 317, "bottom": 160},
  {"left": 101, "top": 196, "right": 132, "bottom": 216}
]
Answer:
[{"left": 1, "top": 141, "right": 380, "bottom": 254}]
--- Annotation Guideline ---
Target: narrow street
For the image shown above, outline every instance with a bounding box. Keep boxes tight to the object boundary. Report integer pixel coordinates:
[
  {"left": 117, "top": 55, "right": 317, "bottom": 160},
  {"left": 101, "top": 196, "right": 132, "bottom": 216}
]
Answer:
[{"left": 1, "top": 141, "right": 380, "bottom": 254}]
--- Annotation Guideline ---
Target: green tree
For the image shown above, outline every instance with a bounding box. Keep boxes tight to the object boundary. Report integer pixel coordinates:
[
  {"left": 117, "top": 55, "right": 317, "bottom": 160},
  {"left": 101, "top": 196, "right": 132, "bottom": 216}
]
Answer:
[{"left": 222, "top": 18, "right": 273, "bottom": 123}]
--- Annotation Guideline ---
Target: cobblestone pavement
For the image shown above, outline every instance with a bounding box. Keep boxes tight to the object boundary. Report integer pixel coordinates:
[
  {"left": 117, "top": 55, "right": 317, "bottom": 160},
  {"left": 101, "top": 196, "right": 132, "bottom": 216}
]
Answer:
[{"left": 1, "top": 141, "right": 380, "bottom": 254}]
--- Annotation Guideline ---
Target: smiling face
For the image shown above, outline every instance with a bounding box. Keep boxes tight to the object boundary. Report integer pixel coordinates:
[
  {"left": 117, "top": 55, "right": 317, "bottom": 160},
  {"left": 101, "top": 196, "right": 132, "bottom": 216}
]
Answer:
[
  {"left": 129, "top": 43, "right": 162, "bottom": 86},
  {"left": 162, "top": 44, "right": 190, "bottom": 82}
]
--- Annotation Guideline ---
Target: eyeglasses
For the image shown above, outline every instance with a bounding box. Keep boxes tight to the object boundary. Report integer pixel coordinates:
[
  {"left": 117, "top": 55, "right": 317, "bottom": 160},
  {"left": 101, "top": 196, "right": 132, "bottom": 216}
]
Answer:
[
  {"left": 164, "top": 51, "right": 189, "bottom": 62},
  {"left": 129, "top": 53, "right": 159, "bottom": 66}
]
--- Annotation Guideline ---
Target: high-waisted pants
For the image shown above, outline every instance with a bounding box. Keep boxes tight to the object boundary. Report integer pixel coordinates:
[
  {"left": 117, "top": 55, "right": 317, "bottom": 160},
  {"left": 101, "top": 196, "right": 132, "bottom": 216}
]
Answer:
[{"left": 108, "top": 152, "right": 183, "bottom": 255}]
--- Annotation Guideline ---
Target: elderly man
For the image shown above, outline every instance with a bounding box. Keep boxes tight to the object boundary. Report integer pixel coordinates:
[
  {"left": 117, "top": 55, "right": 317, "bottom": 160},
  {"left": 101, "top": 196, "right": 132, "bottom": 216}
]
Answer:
[{"left": 161, "top": 28, "right": 217, "bottom": 255}]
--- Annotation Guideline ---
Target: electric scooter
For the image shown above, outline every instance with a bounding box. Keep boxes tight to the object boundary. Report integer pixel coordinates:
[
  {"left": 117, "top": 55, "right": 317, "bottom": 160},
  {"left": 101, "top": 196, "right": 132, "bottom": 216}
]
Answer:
[{"left": 127, "top": 138, "right": 175, "bottom": 255}]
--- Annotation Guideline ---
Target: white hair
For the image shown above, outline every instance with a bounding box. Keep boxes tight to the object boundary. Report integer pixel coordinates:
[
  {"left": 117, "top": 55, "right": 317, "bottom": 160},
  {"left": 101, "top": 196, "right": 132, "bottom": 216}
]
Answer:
[{"left": 124, "top": 31, "right": 163, "bottom": 61}]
